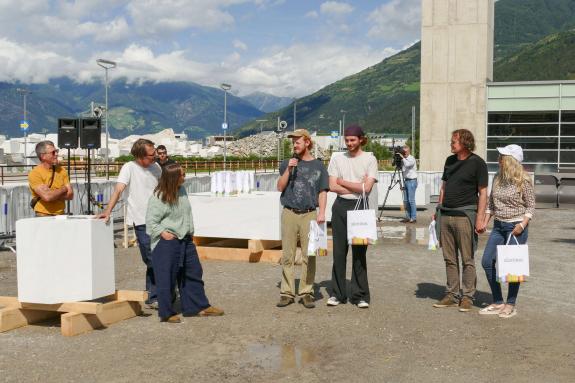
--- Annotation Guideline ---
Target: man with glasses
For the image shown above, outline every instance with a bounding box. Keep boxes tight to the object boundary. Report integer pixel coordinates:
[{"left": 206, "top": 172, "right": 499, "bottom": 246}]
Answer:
[
  {"left": 28, "top": 141, "right": 73, "bottom": 216},
  {"left": 98, "top": 138, "right": 162, "bottom": 308},
  {"left": 155, "top": 145, "right": 175, "bottom": 169}
]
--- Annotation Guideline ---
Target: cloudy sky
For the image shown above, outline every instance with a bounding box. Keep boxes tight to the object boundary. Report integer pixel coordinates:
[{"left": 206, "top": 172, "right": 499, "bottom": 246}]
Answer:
[{"left": 0, "top": 0, "right": 421, "bottom": 97}]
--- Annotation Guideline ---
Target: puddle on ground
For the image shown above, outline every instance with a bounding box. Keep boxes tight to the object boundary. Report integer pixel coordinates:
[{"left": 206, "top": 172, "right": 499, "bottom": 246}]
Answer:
[
  {"left": 377, "top": 225, "right": 427, "bottom": 245},
  {"left": 246, "top": 343, "right": 316, "bottom": 371}
]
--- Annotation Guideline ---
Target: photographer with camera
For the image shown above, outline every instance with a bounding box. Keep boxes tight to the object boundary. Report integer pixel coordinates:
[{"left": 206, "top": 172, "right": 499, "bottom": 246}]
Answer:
[{"left": 398, "top": 145, "right": 418, "bottom": 223}]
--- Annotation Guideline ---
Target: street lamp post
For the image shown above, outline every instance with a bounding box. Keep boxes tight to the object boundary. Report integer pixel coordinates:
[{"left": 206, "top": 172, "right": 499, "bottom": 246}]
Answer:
[
  {"left": 293, "top": 98, "right": 297, "bottom": 131},
  {"left": 220, "top": 83, "right": 232, "bottom": 170},
  {"left": 340, "top": 109, "right": 347, "bottom": 150},
  {"left": 16, "top": 88, "right": 31, "bottom": 166},
  {"left": 96, "top": 58, "right": 117, "bottom": 180}
]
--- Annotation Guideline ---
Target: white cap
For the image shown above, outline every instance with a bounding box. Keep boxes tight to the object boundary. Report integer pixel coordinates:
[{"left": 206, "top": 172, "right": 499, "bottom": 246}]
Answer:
[{"left": 497, "top": 144, "right": 523, "bottom": 163}]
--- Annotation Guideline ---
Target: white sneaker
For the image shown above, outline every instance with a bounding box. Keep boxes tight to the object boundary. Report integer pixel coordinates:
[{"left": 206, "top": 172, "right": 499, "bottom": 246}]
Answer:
[
  {"left": 357, "top": 300, "right": 369, "bottom": 309},
  {"left": 327, "top": 297, "right": 340, "bottom": 306}
]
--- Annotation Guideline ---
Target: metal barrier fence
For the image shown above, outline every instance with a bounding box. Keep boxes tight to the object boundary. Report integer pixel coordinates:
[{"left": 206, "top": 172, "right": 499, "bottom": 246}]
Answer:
[
  {"left": 0, "top": 160, "right": 398, "bottom": 185},
  {"left": 0, "top": 172, "right": 282, "bottom": 236}
]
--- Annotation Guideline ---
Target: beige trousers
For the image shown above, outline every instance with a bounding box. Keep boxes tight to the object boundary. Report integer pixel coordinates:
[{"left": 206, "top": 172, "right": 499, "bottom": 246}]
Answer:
[
  {"left": 440, "top": 215, "right": 477, "bottom": 299},
  {"left": 280, "top": 208, "right": 317, "bottom": 297}
]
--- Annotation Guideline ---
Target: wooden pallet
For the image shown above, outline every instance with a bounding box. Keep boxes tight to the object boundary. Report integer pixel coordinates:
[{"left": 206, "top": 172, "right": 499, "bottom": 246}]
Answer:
[
  {"left": 194, "top": 237, "right": 283, "bottom": 263},
  {"left": 0, "top": 290, "right": 146, "bottom": 337}
]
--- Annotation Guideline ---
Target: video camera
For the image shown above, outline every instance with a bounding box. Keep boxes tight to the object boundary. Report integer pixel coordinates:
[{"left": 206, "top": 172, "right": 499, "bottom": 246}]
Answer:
[{"left": 392, "top": 146, "right": 405, "bottom": 168}]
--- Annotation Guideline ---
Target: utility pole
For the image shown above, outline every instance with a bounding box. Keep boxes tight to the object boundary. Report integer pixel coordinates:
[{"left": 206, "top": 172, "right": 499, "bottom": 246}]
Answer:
[
  {"left": 220, "top": 83, "right": 232, "bottom": 170},
  {"left": 16, "top": 88, "right": 31, "bottom": 166},
  {"left": 96, "top": 58, "right": 117, "bottom": 180},
  {"left": 293, "top": 98, "right": 297, "bottom": 131}
]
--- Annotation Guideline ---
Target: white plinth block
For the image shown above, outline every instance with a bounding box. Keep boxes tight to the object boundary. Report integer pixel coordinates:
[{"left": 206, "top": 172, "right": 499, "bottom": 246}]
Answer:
[
  {"left": 189, "top": 192, "right": 282, "bottom": 240},
  {"left": 16, "top": 216, "right": 115, "bottom": 304}
]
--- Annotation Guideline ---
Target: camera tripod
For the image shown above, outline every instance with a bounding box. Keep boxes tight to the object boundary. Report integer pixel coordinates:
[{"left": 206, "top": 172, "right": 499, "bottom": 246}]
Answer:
[{"left": 377, "top": 163, "right": 407, "bottom": 222}]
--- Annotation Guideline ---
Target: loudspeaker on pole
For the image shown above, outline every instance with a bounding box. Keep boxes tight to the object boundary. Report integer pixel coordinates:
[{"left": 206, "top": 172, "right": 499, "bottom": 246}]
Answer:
[
  {"left": 80, "top": 117, "right": 101, "bottom": 149},
  {"left": 58, "top": 118, "right": 79, "bottom": 149}
]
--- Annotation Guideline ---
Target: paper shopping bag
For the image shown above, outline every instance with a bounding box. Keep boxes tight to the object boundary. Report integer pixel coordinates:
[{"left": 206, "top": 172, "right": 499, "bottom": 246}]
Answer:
[
  {"left": 308, "top": 221, "right": 328, "bottom": 256},
  {"left": 497, "top": 235, "right": 529, "bottom": 283},
  {"left": 347, "top": 209, "right": 377, "bottom": 245},
  {"left": 428, "top": 220, "right": 439, "bottom": 250}
]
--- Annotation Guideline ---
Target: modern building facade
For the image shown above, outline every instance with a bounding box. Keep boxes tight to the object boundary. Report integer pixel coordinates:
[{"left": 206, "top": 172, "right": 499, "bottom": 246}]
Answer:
[{"left": 486, "top": 81, "right": 575, "bottom": 173}]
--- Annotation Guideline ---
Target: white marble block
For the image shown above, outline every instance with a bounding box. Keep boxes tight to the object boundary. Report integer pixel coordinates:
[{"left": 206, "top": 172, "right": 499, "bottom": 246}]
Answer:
[
  {"left": 189, "top": 192, "right": 282, "bottom": 240},
  {"left": 16, "top": 216, "right": 115, "bottom": 304}
]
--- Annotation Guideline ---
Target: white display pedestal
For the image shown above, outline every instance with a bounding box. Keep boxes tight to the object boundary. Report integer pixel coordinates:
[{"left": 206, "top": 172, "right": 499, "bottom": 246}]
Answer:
[
  {"left": 16, "top": 216, "right": 115, "bottom": 304},
  {"left": 189, "top": 192, "right": 282, "bottom": 240}
]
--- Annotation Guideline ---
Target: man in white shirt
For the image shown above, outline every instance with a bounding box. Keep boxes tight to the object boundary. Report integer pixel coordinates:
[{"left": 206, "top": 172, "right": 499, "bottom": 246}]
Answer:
[
  {"left": 98, "top": 139, "right": 162, "bottom": 307},
  {"left": 327, "top": 124, "right": 378, "bottom": 309},
  {"left": 400, "top": 145, "right": 418, "bottom": 223}
]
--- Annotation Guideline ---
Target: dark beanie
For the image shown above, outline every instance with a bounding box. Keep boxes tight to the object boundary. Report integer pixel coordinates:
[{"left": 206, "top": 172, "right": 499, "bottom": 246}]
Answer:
[{"left": 344, "top": 124, "right": 365, "bottom": 137}]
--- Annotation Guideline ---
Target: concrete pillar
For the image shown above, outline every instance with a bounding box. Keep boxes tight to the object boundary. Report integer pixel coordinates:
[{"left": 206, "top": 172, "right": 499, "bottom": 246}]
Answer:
[{"left": 419, "top": 0, "right": 494, "bottom": 171}]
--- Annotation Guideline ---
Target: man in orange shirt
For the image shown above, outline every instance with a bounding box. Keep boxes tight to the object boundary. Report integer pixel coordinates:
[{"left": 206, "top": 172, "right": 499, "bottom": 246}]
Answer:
[{"left": 28, "top": 141, "right": 73, "bottom": 216}]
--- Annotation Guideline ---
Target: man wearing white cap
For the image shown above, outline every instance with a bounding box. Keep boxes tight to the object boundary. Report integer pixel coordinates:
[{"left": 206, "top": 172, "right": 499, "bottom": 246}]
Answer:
[
  {"left": 478, "top": 144, "right": 535, "bottom": 319},
  {"left": 276, "top": 129, "right": 329, "bottom": 309}
]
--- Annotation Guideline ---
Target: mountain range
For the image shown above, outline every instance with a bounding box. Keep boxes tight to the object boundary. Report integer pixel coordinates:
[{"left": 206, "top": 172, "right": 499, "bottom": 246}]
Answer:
[
  {"left": 237, "top": 0, "right": 575, "bottom": 137},
  {"left": 2, "top": 0, "right": 575, "bottom": 140}
]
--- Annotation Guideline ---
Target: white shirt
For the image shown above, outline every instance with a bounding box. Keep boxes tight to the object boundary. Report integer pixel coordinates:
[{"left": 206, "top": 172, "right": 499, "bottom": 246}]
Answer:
[
  {"left": 401, "top": 155, "right": 417, "bottom": 180},
  {"left": 327, "top": 151, "right": 378, "bottom": 200},
  {"left": 117, "top": 161, "right": 162, "bottom": 226}
]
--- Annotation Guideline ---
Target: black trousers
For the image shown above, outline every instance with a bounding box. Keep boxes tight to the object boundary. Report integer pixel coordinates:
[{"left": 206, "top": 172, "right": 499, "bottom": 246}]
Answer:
[{"left": 330, "top": 197, "right": 370, "bottom": 304}]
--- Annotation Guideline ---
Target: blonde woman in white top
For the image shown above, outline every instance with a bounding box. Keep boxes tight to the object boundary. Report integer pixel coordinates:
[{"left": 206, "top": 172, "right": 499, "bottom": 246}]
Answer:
[{"left": 479, "top": 145, "right": 535, "bottom": 319}]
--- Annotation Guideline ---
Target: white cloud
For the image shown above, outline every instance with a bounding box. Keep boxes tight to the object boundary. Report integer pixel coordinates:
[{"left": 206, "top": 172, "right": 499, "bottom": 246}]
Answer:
[
  {"left": 126, "top": 0, "right": 254, "bottom": 35},
  {"left": 0, "top": 35, "right": 395, "bottom": 97},
  {"left": 305, "top": 10, "right": 318, "bottom": 19},
  {"left": 367, "top": 0, "right": 421, "bottom": 42},
  {"left": 320, "top": 1, "right": 354, "bottom": 16},
  {"left": 0, "top": 39, "right": 82, "bottom": 83},
  {"left": 233, "top": 39, "right": 248, "bottom": 51}
]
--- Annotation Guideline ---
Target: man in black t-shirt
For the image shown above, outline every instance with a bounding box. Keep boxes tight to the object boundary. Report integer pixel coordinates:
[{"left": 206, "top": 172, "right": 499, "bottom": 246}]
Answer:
[
  {"left": 155, "top": 145, "right": 176, "bottom": 169},
  {"left": 433, "top": 129, "right": 488, "bottom": 312},
  {"left": 276, "top": 129, "right": 329, "bottom": 309}
]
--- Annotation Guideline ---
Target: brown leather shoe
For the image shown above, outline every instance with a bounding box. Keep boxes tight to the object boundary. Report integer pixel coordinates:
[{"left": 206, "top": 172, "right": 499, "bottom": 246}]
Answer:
[
  {"left": 198, "top": 306, "right": 224, "bottom": 316},
  {"left": 433, "top": 295, "right": 459, "bottom": 308},
  {"left": 160, "top": 314, "right": 181, "bottom": 323},
  {"left": 301, "top": 295, "right": 315, "bottom": 309},
  {"left": 459, "top": 297, "right": 473, "bottom": 312},
  {"left": 276, "top": 296, "right": 295, "bottom": 307}
]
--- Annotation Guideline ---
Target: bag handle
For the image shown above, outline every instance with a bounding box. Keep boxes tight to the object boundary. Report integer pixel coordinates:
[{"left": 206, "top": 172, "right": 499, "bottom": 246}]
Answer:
[
  {"left": 353, "top": 183, "right": 368, "bottom": 210},
  {"left": 506, "top": 234, "right": 520, "bottom": 245}
]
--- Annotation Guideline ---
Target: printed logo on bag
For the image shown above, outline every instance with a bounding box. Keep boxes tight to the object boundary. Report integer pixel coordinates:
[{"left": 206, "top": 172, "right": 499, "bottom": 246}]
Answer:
[{"left": 350, "top": 222, "right": 368, "bottom": 227}]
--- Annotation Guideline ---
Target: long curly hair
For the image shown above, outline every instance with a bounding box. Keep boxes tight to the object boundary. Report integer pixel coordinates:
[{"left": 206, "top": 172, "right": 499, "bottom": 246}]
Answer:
[{"left": 494, "top": 155, "right": 531, "bottom": 191}]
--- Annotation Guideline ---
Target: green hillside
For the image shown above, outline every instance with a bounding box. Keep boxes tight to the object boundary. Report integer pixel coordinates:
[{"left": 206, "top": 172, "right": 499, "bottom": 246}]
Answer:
[
  {"left": 236, "top": 42, "right": 421, "bottom": 138},
  {"left": 238, "top": 0, "right": 575, "bottom": 138},
  {"left": 494, "top": 29, "right": 575, "bottom": 81},
  {"left": 494, "top": 0, "right": 575, "bottom": 60}
]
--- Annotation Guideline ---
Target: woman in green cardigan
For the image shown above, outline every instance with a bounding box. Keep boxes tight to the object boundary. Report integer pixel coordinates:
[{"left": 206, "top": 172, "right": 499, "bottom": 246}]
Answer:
[{"left": 146, "top": 163, "right": 223, "bottom": 323}]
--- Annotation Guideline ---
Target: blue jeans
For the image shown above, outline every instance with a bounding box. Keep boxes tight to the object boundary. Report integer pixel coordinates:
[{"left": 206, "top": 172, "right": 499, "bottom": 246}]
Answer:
[
  {"left": 134, "top": 225, "right": 157, "bottom": 304},
  {"left": 403, "top": 179, "right": 418, "bottom": 220},
  {"left": 152, "top": 237, "right": 210, "bottom": 319},
  {"left": 481, "top": 220, "right": 528, "bottom": 305}
]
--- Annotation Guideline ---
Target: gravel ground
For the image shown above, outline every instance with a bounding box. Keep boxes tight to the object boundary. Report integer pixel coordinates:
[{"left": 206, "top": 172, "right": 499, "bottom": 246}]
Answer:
[{"left": 0, "top": 206, "right": 574, "bottom": 383}]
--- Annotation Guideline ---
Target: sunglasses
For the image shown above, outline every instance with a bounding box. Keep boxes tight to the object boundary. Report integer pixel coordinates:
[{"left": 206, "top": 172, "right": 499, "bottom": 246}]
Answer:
[{"left": 44, "top": 149, "right": 59, "bottom": 156}]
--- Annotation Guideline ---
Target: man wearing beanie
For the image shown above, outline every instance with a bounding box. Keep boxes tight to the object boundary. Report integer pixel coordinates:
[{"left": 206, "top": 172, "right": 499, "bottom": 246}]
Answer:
[{"left": 326, "top": 124, "right": 378, "bottom": 308}]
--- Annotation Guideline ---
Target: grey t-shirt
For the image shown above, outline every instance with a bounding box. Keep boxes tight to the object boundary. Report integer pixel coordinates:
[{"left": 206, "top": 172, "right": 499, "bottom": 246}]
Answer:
[{"left": 279, "top": 158, "right": 329, "bottom": 210}]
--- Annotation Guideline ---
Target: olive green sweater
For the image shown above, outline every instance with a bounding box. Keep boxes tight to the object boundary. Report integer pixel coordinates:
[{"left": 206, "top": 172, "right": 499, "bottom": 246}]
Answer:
[{"left": 146, "top": 187, "right": 194, "bottom": 250}]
